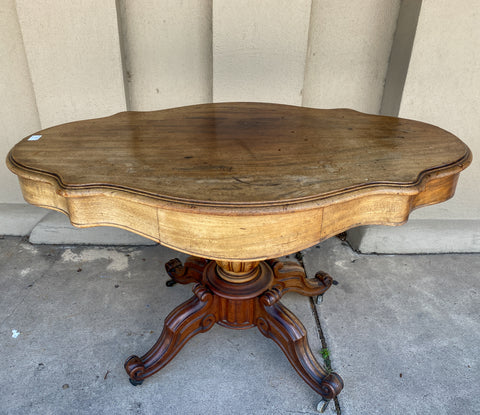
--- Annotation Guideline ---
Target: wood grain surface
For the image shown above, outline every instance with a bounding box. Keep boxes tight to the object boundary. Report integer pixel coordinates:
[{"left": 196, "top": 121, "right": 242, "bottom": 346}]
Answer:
[{"left": 7, "top": 103, "right": 471, "bottom": 260}]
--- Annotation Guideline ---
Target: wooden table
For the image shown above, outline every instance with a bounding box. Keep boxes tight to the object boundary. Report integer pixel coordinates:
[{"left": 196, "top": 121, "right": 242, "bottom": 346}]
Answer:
[{"left": 7, "top": 103, "right": 471, "bottom": 410}]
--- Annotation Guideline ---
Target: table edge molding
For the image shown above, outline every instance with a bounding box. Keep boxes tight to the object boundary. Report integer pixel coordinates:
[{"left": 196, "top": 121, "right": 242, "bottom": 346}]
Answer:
[{"left": 6, "top": 149, "right": 471, "bottom": 260}]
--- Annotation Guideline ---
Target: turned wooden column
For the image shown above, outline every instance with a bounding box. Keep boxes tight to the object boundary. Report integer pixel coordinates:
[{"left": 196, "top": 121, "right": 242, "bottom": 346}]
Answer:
[{"left": 215, "top": 261, "right": 261, "bottom": 283}]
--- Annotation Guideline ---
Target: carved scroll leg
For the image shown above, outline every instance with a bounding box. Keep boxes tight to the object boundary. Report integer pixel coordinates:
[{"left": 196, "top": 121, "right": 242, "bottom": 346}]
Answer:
[
  {"left": 269, "top": 260, "right": 333, "bottom": 298},
  {"left": 165, "top": 256, "right": 209, "bottom": 286},
  {"left": 256, "top": 299, "right": 343, "bottom": 401},
  {"left": 125, "top": 284, "right": 216, "bottom": 384}
]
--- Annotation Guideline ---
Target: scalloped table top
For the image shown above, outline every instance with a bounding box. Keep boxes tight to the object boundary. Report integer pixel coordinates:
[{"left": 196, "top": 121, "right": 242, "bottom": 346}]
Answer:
[{"left": 7, "top": 103, "right": 471, "bottom": 260}]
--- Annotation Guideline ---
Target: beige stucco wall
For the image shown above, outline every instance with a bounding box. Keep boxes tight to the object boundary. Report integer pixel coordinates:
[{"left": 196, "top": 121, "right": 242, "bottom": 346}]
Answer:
[
  {"left": 398, "top": 0, "right": 480, "bottom": 221},
  {"left": 213, "top": 0, "right": 311, "bottom": 104},
  {"left": 0, "top": 0, "right": 40, "bottom": 203},
  {"left": 15, "top": 0, "right": 127, "bottom": 129},
  {"left": 303, "top": 0, "right": 400, "bottom": 112},
  {"left": 117, "top": 0, "right": 213, "bottom": 111},
  {"left": 1, "top": 0, "right": 479, "bottom": 250}
]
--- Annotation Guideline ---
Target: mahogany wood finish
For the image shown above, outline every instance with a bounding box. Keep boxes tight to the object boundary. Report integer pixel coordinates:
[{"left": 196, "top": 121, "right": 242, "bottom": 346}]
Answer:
[
  {"left": 7, "top": 103, "right": 471, "bottom": 406},
  {"left": 125, "top": 257, "right": 343, "bottom": 400}
]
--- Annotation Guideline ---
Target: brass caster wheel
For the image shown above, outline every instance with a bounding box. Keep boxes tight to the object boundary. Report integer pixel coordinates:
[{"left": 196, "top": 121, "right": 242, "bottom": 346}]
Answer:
[
  {"left": 129, "top": 378, "right": 143, "bottom": 386},
  {"left": 317, "top": 399, "right": 330, "bottom": 413}
]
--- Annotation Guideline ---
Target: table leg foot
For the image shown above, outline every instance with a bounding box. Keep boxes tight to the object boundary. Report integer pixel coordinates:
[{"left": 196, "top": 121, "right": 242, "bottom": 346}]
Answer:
[
  {"left": 165, "top": 279, "right": 177, "bottom": 287},
  {"left": 257, "top": 299, "right": 343, "bottom": 400},
  {"left": 128, "top": 377, "right": 143, "bottom": 386},
  {"left": 165, "top": 256, "right": 209, "bottom": 286},
  {"left": 317, "top": 399, "right": 330, "bottom": 413},
  {"left": 124, "top": 284, "right": 216, "bottom": 384},
  {"left": 268, "top": 259, "right": 333, "bottom": 298}
]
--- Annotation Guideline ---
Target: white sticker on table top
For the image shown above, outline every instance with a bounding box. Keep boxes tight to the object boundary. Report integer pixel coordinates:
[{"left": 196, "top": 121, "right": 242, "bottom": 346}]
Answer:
[{"left": 28, "top": 135, "right": 42, "bottom": 141}]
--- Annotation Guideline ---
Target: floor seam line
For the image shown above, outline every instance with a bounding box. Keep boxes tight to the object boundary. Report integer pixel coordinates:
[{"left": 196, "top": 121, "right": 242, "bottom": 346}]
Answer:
[{"left": 296, "top": 250, "right": 342, "bottom": 415}]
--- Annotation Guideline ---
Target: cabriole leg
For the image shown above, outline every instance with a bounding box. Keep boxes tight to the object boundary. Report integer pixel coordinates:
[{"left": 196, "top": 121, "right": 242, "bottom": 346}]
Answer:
[
  {"left": 257, "top": 298, "right": 343, "bottom": 401},
  {"left": 124, "top": 284, "right": 216, "bottom": 384}
]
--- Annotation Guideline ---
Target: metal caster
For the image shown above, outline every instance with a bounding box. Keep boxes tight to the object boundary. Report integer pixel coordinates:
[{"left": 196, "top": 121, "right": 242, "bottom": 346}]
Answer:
[
  {"left": 166, "top": 279, "right": 177, "bottom": 287},
  {"left": 129, "top": 378, "right": 144, "bottom": 386},
  {"left": 317, "top": 399, "right": 330, "bottom": 413},
  {"left": 315, "top": 294, "right": 324, "bottom": 305}
]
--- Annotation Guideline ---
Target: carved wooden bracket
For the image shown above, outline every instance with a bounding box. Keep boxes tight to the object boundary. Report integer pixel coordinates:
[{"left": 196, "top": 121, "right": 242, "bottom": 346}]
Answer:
[{"left": 125, "top": 256, "right": 343, "bottom": 401}]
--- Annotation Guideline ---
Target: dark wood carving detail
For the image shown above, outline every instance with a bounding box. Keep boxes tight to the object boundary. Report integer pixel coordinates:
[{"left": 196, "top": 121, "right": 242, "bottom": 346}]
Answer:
[
  {"left": 216, "top": 297, "right": 257, "bottom": 329},
  {"left": 125, "top": 283, "right": 216, "bottom": 382},
  {"left": 256, "top": 299, "right": 343, "bottom": 399},
  {"left": 125, "top": 256, "right": 343, "bottom": 400},
  {"left": 262, "top": 259, "right": 333, "bottom": 305},
  {"left": 165, "top": 257, "right": 209, "bottom": 285}
]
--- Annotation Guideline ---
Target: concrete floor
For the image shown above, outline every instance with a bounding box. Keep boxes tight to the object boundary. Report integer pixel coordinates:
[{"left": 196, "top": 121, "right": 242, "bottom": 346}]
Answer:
[{"left": 1, "top": 236, "right": 479, "bottom": 415}]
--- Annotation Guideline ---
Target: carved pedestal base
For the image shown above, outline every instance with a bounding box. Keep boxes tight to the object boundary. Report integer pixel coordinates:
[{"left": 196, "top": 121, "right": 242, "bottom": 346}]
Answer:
[{"left": 124, "top": 257, "right": 343, "bottom": 403}]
